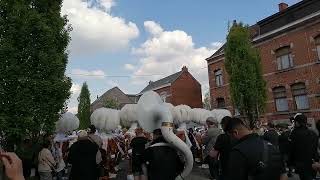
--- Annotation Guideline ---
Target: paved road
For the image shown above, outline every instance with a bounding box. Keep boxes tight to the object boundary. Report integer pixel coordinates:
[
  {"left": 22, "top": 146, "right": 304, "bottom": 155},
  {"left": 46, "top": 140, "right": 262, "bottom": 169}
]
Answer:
[
  {"left": 186, "top": 165, "right": 301, "bottom": 180},
  {"left": 114, "top": 160, "right": 302, "bottom": 180}
]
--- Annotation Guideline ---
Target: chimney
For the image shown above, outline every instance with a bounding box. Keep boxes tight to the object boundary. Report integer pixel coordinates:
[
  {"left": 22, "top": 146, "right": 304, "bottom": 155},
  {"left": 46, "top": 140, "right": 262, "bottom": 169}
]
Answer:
[
  {"left": 182, "top": 66, "right": 188, "bottom": 72},
  {"left": 149, "top": 80, "right": 153, "bottom": 85},
  {"left": 278, "top": 2, "right": 288, "bottom": 12}
]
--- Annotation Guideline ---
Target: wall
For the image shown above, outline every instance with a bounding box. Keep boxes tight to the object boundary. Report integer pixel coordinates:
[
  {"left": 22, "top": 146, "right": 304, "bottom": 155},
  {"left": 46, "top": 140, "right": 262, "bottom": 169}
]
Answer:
[{"left": 171, "top": 71, "right": 203, "bottom": 108}]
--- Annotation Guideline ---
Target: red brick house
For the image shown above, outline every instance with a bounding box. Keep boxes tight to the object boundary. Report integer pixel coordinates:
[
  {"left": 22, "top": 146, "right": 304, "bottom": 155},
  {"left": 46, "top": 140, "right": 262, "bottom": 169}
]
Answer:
[
  {"left": 138, "top": 66, "right": 203, "bottom": 108},
  {"left": 207, "top": 0, "right": 320, "bottom": 124}
]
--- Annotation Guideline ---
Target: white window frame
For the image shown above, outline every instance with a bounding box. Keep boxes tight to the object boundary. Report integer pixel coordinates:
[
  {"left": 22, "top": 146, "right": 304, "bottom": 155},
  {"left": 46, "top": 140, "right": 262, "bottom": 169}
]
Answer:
[
  {"left": 160, "top": 92, "right": 167, "bottom": 103},
  {"left": 273, "top": 86, "right": 289, "bottom": 112},
  {"left": 214, "top": 69, "right": 223, "bottom": 87},
  {"left": 291, "top": 83, "right": 309, "bottom": 110},
  {"left": 277, "top": 54, "right": 293, "bottom": 70}
]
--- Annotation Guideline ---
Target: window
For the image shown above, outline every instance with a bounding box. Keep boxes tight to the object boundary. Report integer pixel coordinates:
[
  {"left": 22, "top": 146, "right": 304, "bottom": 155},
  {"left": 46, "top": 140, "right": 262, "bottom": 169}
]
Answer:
[
  {"left": 160, "top": 92, "right": 167, "bottom": 102},
  {"left": 291, "top": 83, "right": 309, "bottom": 110},
  {"left": 276, "top": 46, "right": 293, "bottom": 70},
  {"left": 315, "top": 35, "right": 320, "bottom": 60},
  {"left": 216, "top": 98, "right": 225, "bottom": 108},
  {"left": 273, "top": 86, "right": 288, "bottom": 112},
  {"left": 214, "top": 69, "right": 223, "bottom": 87}
]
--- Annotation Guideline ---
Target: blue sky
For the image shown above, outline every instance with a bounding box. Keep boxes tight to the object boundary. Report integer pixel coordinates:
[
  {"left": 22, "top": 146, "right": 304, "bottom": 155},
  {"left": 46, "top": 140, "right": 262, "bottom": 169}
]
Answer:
[{"left": 63, "top": 0, "right": 300, "bottom": 113}]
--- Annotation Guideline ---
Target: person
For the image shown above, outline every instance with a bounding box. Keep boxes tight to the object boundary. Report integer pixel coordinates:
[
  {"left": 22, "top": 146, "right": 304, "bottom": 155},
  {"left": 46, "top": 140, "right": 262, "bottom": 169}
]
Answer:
[
  {"left": 15, "top": 139, "right": 34, "bottom": 179},
  {"left": 68, "top": 130, "right": 99, "bottom": 180},
  {"left": 188, "top": 128, "right": 199, "bottom": 160},
  {"left": 203, "top": 117, "right": 221, "bottom": 179},
  {"left": 1, "top": 152, "right": 25, "bottom": 180},
  {"left": 87, "top": 125, "right": 103, "bottom": 148},
  {"left": 38, "top": 140, "right": 56, "bottom": 180},
  {"left": 130, "top": 128, "right": 148, "bottom": 180},
  {"left": 288, "top": 113, "right": 319, "bottom": 180},
  {"left": 52, "top": 142, "right": 65, "bottom": 180},
  {"left": 143, "top": 129, "right": 184, "bottom": 180},
  {"left": 225, "top": 117, "right": 287, "bottom": 180},
  {"left": 263, "top": 123, "right": 279, "bottom": 147},
  {"left": 208, "top": 116, "right": 233, "bottom": 180},
  {"left": 278, "top": 124, "right": 293, "bottom": 177}
]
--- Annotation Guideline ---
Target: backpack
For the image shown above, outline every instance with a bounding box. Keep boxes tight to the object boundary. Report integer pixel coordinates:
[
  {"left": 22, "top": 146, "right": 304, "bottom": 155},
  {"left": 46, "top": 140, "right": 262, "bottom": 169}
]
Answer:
[{"left": 248, "top": 140, "right": 284, "bottom": 180}]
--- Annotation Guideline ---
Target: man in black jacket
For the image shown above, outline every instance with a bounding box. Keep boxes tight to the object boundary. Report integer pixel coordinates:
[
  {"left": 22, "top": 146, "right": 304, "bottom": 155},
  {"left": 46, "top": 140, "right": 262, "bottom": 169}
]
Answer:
[
  {"left": 289, "top": 113, "right": 319, "bottom": 180},
  {"left": 143, "top": 129, "right": 184, "bottom": 180},
  {"left": 68, "top": 131, "right": 99, "bottom": 180},
  {"left": 225, "top": 118, "right": 287, "bottom": 180}
]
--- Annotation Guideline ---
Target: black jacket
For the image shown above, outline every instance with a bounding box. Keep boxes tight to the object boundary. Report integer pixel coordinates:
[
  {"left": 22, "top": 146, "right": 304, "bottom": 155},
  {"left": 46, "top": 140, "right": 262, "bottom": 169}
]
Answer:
[
  {"left": 227, "top": 134, "right": 285, "bottom": 180},
  {"left": 263, "top": 129, "right": 279, "bottom": 147},
  {"left": 289, "top": 126, "right": 319, "bottom": 168},
  {"left": 68, "top": 139, "right": 99, "bottom": 180},
  {"left": 143, "top": 137, "right": 184, "bottom": 180}
]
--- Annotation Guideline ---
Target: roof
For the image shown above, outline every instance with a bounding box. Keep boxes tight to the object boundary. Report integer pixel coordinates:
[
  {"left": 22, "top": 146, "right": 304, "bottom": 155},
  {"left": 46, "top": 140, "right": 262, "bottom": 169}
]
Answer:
[
  {"left": 205, "top": 0, "right": 320, "bottom": 61},
  {"left": 257, "top": 0, "right": 320, "bottom": 36},
  {"left": 206, "top": 43, "right": 226, "bottom": 61},
  {"left": 91, "top": 87, "right": 133, "bottom": 111},
  {"left": 139, "top": 71, "right": 183, "bottom": 94}
]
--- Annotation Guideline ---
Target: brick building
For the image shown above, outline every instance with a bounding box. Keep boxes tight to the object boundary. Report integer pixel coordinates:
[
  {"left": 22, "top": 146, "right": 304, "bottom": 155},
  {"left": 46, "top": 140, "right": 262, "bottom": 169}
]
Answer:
[
  {"left": 138, "top": 66, "right": 203, "bottom": 108},
  {"left": 207, "top": 0, "right": 320, "bottom": 123}
]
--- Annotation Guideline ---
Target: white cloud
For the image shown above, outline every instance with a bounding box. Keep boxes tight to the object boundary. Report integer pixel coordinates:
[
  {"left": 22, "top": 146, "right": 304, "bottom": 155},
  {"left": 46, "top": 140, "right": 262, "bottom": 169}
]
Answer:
[
  {"left": 144, "top": 21, "right": 163, "bottom": 36},
  {"left": 71, "top": 69, "right": 106, "bottom": 79},
  {"left": 70, "top": 83, "right": 81, "bottom": 96},
  {"left": 131, "top": 21, "right": 221, "bottom": 94},
  {"left": 62, "top": 0, "right": 139, "bottom": 55},
  {"left": 68, "top": 106, "right": 78, "bottom": 114},
  {"left": 124, "top": 64, "right": 136, "bottom": 71}
]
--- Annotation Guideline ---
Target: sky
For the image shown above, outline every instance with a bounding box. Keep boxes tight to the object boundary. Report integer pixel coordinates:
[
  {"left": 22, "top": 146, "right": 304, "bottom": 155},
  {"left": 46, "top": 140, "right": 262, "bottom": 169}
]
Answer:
[{"left": 63, "top": 0, "right": 300, "bottom": 113}]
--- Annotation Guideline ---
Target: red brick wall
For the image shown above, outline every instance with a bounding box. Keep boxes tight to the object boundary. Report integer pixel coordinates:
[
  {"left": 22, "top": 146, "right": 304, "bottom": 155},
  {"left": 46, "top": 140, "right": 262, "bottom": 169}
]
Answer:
[
  {"left": 207, "top": 58, "right": 234, "bottom": 113},
  {"left": 171, "top": 71, "right": 203, "bottom": 108},
  {"left": 257, "top": 21, "right": 320, "bottom": 122},
  {"left": 207, "top": 21, "right": 320, "bottom": 123}
]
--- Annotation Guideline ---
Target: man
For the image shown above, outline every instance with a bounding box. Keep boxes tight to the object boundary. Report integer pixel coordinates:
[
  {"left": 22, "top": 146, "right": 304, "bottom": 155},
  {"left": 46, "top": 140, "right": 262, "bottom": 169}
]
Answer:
[
  {"left": 130, "top": 128, "right": 148, "bottom": 180},
  {"left": 208, "top": 116, "right": 233, "bottom": 180},
  {"left": 289, "top": 113, "right": 319, "bottom": 180},
  {"left": 87, "top": 125, "right": 103, "bottom": 148},
  {"left": 263, "top": 123, "right": 279, "bottom": 147},
  {"left": 203, "top": 117, "right": 221, "bottom": 179},
  {"left": 68, "top": 130, "right": 99, "bottom": 180},
  {"left": 226, "top": 118, "right": 287, "bottom": 180},
  {"left": 143, "top": 129, "right": 183, "bottom": 180},
  {"left": 16, "top": 139, "right": 34, "bottom": 178}
]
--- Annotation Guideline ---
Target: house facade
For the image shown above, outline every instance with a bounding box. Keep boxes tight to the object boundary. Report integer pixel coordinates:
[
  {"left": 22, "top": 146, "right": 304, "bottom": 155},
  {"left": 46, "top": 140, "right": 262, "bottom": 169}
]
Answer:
[
  {"left": 207, "top": 0, "right": 320, "bottom": 123},
  {"left": 139, "top": 66, "right": 203, "bottom": 108}
]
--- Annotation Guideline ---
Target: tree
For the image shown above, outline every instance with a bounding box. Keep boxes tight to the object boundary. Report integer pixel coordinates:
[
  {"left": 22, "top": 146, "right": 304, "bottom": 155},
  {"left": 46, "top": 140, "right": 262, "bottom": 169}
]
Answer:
[
  {"left": 203, "top": 91, "right": 211, "bottom": 110},
  {"left": 0, "top": 0, "right": 72, "bottom": 149},
  {"left": 225, "top": 22, "right": 267, "bottom": 128},
  {"left": 77, "top": 82, "right": 91, "bottom": 129},
  {"left": 103, "top": 98, "right": 119, "bottom": 109}
]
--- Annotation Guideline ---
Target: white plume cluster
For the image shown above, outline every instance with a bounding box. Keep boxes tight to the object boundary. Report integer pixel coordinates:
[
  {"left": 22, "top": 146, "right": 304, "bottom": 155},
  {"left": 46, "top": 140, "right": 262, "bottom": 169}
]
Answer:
[
  {"left": 165, "top": 103, "right": 176, "bottom": 120},
  {"left": 174, "top": 105, "right": 192, "bottom": 125},
  {"left": 212, "top": 109, "right": 232, "bottom": 123},
  {"left": 56, "top": 112, "right": 79, "bottom": 133},
  {"left": 191, "top": 108, "right": 214, "bottom": 125},
  {"left": 90, "top": 108, "right": 120, "bottom": 133},
  {"left": 120, "top": 104, "right": 138, "bottom": 128}
]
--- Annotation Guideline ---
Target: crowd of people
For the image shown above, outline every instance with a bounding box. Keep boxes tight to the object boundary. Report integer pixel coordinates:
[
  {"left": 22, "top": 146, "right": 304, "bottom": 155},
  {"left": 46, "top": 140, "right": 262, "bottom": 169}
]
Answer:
[{"left": 1, "top": 113, "right": 320, "bottom": 180}]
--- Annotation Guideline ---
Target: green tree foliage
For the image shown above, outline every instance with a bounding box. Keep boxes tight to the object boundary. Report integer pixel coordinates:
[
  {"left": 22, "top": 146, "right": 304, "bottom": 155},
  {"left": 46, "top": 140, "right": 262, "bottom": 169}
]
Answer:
[
  {"left": 0, "top": 0, "right": 72, "bottom": 149},
  {"left": 203, "top": 91, "right": 211, "bottom": 110},
  {"left": 225, "top": 23, "right": 267, "bottom": 128},
  {"left": 77, "top": 82, "right": 91, "bottom": 129},
  {"left": 103, "top": 98, "right": 119, "bottom": 109}
]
